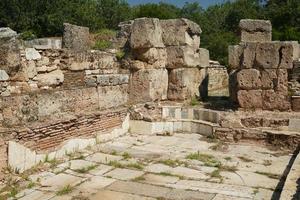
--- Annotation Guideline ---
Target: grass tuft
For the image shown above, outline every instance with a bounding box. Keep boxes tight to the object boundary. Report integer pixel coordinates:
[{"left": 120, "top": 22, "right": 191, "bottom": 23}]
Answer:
[
  {"left": 186, "top": 152, "right": 221, "bottom": 167},
  {"left": 74, "top": 165, "right": 97, "bottom": 174},
  {"left": 56, "top": 185, "right": 73, "bottom": 196}
]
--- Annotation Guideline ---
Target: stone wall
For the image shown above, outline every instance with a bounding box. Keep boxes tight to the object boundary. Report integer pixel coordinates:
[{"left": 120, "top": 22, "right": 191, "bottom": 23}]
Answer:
[
  {"left": 126, "top": 18, "right": 209, "bottom": 103},
  {"left": 229, "top": 19, "right": 299, "bottom": 111},
  {"left": 0, "top": 18, "right": 212, "bottom": 174}
]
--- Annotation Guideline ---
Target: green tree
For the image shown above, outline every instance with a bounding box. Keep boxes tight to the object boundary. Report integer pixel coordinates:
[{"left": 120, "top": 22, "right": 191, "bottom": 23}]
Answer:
[{"left": 133, "top": 2, "right": 180, "bottom": 19}]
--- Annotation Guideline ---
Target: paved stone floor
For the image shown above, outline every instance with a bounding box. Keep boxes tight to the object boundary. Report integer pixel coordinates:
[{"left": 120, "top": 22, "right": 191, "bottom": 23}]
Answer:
[{"left": 6, "top": 133, "right": 296, "bottom": 200}]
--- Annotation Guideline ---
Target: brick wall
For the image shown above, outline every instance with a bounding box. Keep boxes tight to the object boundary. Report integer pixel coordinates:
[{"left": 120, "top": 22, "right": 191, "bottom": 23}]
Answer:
[{"left": 11, "top": 108, "right": 127, "bottom": 153}]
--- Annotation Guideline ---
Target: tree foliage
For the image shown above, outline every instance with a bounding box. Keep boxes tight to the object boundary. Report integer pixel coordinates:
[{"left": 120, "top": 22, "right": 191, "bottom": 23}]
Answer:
[{"left": 0, "top": 0, "right": 299, "bottom": 65}]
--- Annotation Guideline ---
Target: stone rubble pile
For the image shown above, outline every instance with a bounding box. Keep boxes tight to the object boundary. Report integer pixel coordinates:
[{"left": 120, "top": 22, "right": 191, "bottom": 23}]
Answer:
[{"left": 229, "top": 19, "right": 300, "bottom": 111}]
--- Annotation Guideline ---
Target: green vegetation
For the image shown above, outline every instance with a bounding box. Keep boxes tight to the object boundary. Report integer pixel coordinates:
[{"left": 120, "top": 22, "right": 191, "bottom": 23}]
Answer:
[
  {"left": 56, "top": 185, "right": 73, "bottom": 196},
  {"left": 108, "top": 160, "right": 144, "bottom": 170},
  {"left": 0, "top": 0, "right": 298, "bottom": 65},
  {"left": 133, "top": 175, "right": 146, "bottom": 181},
  {"left": 93, "top": 40, "right": 112, "bottom": 50},
  {"left": 186, "top": 152, "right": 221, "bottom": 167},
  {"left": 122, "top": 152, "right": 131, "bottom": 160},
  {"left": 159, "top": 159, "right": 186, "bottom": 167},
  {"left": 73, "top": 165, "right": 97, "bottom": 174},
  {"left": 190, "top": 97, "right": 200, "bottom": 106},
  {"left": 116, "top": 50, "right": 126, "bottom": 60}
]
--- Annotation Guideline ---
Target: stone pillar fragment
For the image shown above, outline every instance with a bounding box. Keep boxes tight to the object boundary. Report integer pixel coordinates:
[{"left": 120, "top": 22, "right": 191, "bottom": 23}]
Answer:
[
  {"left": 129, "top": 68, "right": 168, "bottom": 103},
  {"left": 239, "top": 19, "right": 272, "bottom": 42},
  {"left": 168, "top": 68, "right": 205, "bottom": 101},
  {"left": 62, "top": 23, "right": 90, "bottom": 52}
]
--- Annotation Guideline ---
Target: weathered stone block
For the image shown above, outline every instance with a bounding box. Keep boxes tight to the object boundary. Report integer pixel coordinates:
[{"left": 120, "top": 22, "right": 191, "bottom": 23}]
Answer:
[
  {"left": 279, "top": 42, "right": 294, "bottom": 69},
  {"left": 0, "top": 27, "right": 17, "bottom": 39},
  {"left": 0, "top": 28, "right": 20, "bottom": 77},
  {"left": 256, "top": 42, "right": 280, "bottom": 69},
  {"left": 166, "top": 46, "right": 202, "bottom": 68},
  {"left": 199, "top": 48, "right": 210, "bottom": 68},
  {"left": 160, "top": 18, "right": 201, "bottom": 48},
  {"left": 261, "top": 69, "right": 277, "bottom": 89},
  {"left": 36, "top": 69, "right": 64, "bottom": 87},
  {"left": 97, "top": 85, "right": 128, "bottom": 109},
  {"left": 256, "top": 42, "right": 293, "bottom": 69},
  {"left": 24, "top": 38, "right": 62, "bottom": 50},
  {"left": 23, "top": 60, "right": 37, "bottom": 79},
  {"left": 276, "top": 69, "right": 288, "bottom": 93},
  {"left": 239, "top": 19, "right": 272, "bottom": 42},
  {"left": 237, "top": 69, "right": 261, "bottom": 90},
  {"left": 130, "top": 18, "right": 164, "bottom": 49},
  {"left": 62, "top": 23, "right": 90, "bottom": 52},
  {"left": 132, "top": 48, "right": 167, "bottom": 68},
  {"left": 207, "top": 67, "right": 229, "bottom": 97},
  {"left": 168, "top": 68, "right": 205, "bottom": 101},
  {"left": 241, "top": 43, "right": 256, "bottom": 68},
  {"left": 262, "top": 90, "right": 290, "bottom": 111},
  {"left": 129, "top": 68, "right": 168, "bottom": 103},
  {"left": 237, "top": 90, "right": 263, "bottom": 109},
  {"left": 0, "top": 70, "right": 9, "bottom": 81},
  {"left": 228, "top": 45, "right": 243, "bottom": 69}
]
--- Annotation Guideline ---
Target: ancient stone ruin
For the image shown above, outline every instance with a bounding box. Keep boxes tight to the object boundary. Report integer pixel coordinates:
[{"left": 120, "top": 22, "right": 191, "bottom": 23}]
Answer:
[
  {"left": 229, "top": 19, "right": 299, "bottom": 111},
  {"left": 0, "top": 18, "right": 299, "bottom": 199}
]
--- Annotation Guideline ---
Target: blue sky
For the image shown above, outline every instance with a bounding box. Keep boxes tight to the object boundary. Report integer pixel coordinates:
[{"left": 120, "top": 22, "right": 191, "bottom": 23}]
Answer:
[{"left": 127, "top": 0, "right": 226, "bottom": 8}]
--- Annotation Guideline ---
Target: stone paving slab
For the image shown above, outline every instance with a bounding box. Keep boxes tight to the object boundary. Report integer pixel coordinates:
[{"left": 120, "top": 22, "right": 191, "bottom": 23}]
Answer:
[
  {"left": 168, "top": 180, "right": 255, "bottom": 198},
  {"left": 89, "top": 190, "right": 157, "bottom": 200},
  {"left": 57, "top": 159, "right": 96, "bottom": 171},
  {"left": 221, "top": 170, "right": 279, "bottom": 189},
  {"left": 85, "top": 152, "right": 123, "bottom": 164},
  {"left": 18, "top": 190, "right": 55, "bottom": 200},
  {"left": 104, "top": 168, "right": 144, "bottom": 180},
  {"left": 88, "top": 164, "right": 114, "bottom": 176},
  {"left": 141, "top": 173, "right": 179, "bottom": 185},
  {"left": 39, "top": 173, "right": 84, "bottom": 191},
  {"left": 77, "top": 176, "right": 116, "bottom": 193},
  {"left": 8, "top": 133, "right": 295, "bottom": 200},
  {"left": 107, "top": 180, "right": 172, "bottom": 198}
]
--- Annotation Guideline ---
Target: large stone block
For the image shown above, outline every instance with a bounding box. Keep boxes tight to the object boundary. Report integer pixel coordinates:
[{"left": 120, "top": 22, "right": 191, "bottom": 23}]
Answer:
[
  {"left": 0, "top": 28, "right": 20, "bottom": 77},
  {"left": 160, "top": 18, "right": 201, "bottom": 49},
  {"left": 276, "top": 69, "right": 288, "bottom": 93},
  {"left": 261, "top": 69, "right": 277, "bottom": 89},
  {"left": 256, "top": 42, "right": 280, "bottom": 69},
  {"left": 130, "top": 18, "right": 164, "bottom": 49},
  {"left": 228, "top": 45, "right": 243, "bottom": 69},
  {"left": 241, "top": 43, "right": 256, "bottom": 68},
  {"left": 236, "top": 69, "right": 261, "bottom": 90},
  {"left": 24, "top": 38, "right": 62, "bottom": 50},
  {"left": 207, "top": 67, "right": 229, "bottom": 97},
  {"left": 166, "top": 46, "right": 202, "bottom": 68},
  {"left": 129, "top": 68, "right": 168, "bottom": 103},
  {"left": 279, "top": 42, "right": 294, "bottom": 69},
  {"left": 62, "top": 23, "right": 90, "bottom": 52},
  {"left": 168, "top": 68, "right": 205, "bottom": 101},
  {"left": 239, "top": 19, "right": 272, "bottom": 42},
  {"left": 97, "top": 85, "right": 128, "bottom": 109},
  {"left": 36, "top": 69, "right": 64, "bottom": 87},
  {"left": 256, "top": 42, "right": 293, "bottom": 69},
  {"left": 237, "top": 90, "right": 263, "bottom": 109},
  {"left": 132, "top": 48, "right": 167, "bottom": 68},
  {"left": 262, "top": 90, "right": 290, "bottom": 111},
  {"left": 199, "top": 48, "right": 210, "bottom": 67}
]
